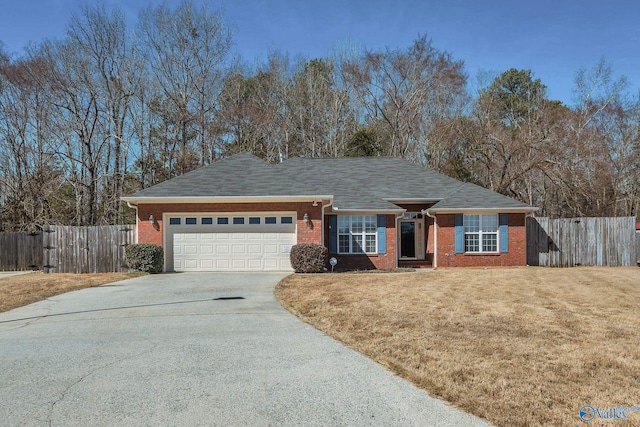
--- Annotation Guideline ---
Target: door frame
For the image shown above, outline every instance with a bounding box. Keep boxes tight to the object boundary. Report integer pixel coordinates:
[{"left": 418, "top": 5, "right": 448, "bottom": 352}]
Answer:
[{"left": 398, "top": 215, "right": 425, "bottom": 261}]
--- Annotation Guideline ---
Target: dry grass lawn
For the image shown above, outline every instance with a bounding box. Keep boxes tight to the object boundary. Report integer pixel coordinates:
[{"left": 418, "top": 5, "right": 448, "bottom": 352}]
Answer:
[
  {"left": 275, "top": 267, "right": 640, "bottom": 427},
  {"left": 0, "top": 272, "right": 140, "bottom": 313}
]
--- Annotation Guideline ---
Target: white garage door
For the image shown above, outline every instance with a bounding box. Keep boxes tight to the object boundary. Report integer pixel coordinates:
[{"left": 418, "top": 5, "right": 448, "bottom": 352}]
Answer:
[{"left": 166, "top": 213, "right": 296, "bottom": 272}]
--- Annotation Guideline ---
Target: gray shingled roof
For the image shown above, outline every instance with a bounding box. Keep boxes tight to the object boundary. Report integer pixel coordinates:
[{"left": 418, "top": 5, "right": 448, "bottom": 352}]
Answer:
[{"left": 123, "top": 153, "right": 535, "bottom": 212}]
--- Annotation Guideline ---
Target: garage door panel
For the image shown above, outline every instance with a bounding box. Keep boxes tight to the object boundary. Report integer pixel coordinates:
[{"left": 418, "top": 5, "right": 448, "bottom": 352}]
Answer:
[
  {"left": 184, "top": 245, "right": 198, "bottom": 255},
  {"left": 247, "top": 244, "right": 262, "bottom": 254},
  {"left": 247, "top": 259, "right": 261, "bottom": 269},
  {"left": 231, "top": 259, "right": 246, "bottom": 269},
  {"left": 216, "top": 245, "right": 230, "bottom": 254},
  {"left": 264, "top": 259, "right": 278, "bottom": 269},
  {"left": 169, "top": 214, "right": 296, "bottom": 272},
  {"left": 278, "top": 259, "right": 291, "bottom": 269},
  {"left": 216, "top": 259, "right": 230, "bottom": 269},
  {"left": 184, "top": 259, "right": 198, "bottom": 269},
  {"left": 232, "top": 245, "right": 246, "bottom": 254}
]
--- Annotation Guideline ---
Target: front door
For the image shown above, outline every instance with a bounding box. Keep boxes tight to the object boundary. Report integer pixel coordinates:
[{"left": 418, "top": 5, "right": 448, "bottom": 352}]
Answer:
[
  {"left": 399, "top": 219, "right": 425, "bottom": 260},
  {"left": 400, "top": 221, "right": 416, "bottom": 258}
]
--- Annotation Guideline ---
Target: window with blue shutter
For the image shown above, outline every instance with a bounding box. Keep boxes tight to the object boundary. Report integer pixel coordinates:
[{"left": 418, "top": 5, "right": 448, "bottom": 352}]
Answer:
[
  {"left": 455, "top": 214, "right": 464, "bottom": 253},
  {"left": 499, "top": 213, "right": 509, "bottom": 253},
  {"left": 377, "top": 214, "right": 386, "bottom": 254}
]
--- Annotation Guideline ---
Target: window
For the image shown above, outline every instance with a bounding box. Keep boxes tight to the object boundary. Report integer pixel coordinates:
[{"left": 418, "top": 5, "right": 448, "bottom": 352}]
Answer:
[
  {"left": 233, "top": 217, "right": 244, "bottom": 225},
  {"left": 338, "top": 215, "right": 377, "bottom": 254},
  {"left": 249, "top": 217, "right": 260, "bottom": 225},
  {"left": 281, "top": 216, "right": 293, "bottom": 224},
  {"left": 402, "top": 213, "right": 422, "bottom": 219},
  {"left": 464, "top": 214, "right": 498, "bottom": 253},
  {"left": 201, "top": 217, "right": 213, "bottom": 225},
  {"left": 217, "top": 217, "right": 229, "bottom": 225},
  {"left": 185, "top": 217, "right": 197, "bottom": 225},
  {"left": 265, "top": 217, "right": 277, "bottom": 224},
  {"left": 169, "top": 218, "right": 181, "bottom": 225}
]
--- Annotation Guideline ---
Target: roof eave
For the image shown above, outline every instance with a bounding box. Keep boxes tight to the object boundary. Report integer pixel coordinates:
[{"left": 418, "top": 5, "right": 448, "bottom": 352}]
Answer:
[
  {"left": 332, "top": 207, "right": 406, "bottom": 214},
  {"left": 122, "top": 195, "right": 334, "bottom": 205},
  {"left": 427, "top": 207, "right": 539, "bottom": 214}
]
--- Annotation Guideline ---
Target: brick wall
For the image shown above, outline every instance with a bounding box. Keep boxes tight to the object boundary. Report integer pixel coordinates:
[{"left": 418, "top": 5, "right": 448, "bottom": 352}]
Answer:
[
  {"left": 136, "top": 202, "right": 323, "bottom": 247},
  {"left": 324, "top": 214, "right": 396, "bottom": 270},
  {"left": 436, "top": 213, "right": 527, "bottom": 267}
]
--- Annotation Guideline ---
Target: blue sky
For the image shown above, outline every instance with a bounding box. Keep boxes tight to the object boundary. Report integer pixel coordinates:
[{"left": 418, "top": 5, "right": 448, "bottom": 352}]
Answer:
[{"left": 1, "top": 0, "right": 638, "bottom": 105}]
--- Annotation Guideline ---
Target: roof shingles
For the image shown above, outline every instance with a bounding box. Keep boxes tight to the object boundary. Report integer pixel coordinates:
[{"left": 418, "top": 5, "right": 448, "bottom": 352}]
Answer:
[{"left": 124, "top": 153, "right": 535, "bottom": 212}]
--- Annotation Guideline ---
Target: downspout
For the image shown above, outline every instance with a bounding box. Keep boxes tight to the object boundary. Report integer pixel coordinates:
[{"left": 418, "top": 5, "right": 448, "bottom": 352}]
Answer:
[
  {"left": 395, "top": 212, "right": 405, "bottom": 268},
  {"left": 422, "top": 209, "right": 437, "bottom": 268},
  {"left": 126, "top": 202, "right": 139, "bottom": 244},
  {"left": 321, "top": 199, "right": 334, "bottom": 248}
]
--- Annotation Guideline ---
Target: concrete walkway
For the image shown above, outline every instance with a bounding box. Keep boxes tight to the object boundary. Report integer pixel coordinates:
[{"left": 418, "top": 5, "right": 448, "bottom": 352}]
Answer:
[{"left": 0, "top": 273, "right": 492, "bottom": 426}]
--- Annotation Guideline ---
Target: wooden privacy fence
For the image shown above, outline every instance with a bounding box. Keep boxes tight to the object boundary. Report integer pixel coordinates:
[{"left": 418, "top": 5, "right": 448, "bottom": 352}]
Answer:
[
  {"left": 43, "top": 225, "right": 136, "bottom": 273},
  {"left": 0, "top": 231, "right": 43, "bottom": 271},
  {"left": 526, "top": 217, "right": 637, "bottom": 267},
  {"left": 0, "top": 225, "right": 136, "bottom": 273}
]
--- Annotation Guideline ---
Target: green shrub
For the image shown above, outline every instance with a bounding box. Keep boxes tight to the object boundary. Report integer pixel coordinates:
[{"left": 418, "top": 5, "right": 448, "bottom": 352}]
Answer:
[
  {"left": 290, "top": 243, "right": 328, "bottom": 273},
  {"left": 125, "top": 244, "right": 164, "bottom": 273}
]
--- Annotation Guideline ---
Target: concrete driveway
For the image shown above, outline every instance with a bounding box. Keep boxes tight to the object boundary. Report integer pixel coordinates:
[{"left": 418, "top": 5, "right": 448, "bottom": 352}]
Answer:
[{"left": 0, "top": 273, "right": 492, "bottom": 427}]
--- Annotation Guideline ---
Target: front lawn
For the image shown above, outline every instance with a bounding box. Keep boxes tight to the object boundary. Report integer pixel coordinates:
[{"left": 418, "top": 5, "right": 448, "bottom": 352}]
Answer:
[
  {"left": 275, "top": 267, "right": 640, "bottom": 427},
  {"left": 0, "top": 272, "right": 141, "bottom": 313}
]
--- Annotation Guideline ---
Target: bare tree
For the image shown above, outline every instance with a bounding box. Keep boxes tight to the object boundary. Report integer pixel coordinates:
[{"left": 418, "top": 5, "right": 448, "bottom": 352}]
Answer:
[
  {"left": 67, "top": 4, "right": 142, "bottom": 223},
  {"left": 343, "top": 36, "right": 467, "bottom": 163},
  {"left": 0, "top": 50, "right": 62, "bottom": 230},
  {"left": 285, "top": 58, "right": 355, "bottom": 158},
  {"left": 137, "top": 0, "right": 233, "bottom": 173}
]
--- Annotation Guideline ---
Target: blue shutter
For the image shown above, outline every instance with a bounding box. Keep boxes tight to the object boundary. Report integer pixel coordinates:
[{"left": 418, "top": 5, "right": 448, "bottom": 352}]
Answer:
[
  {"left": 377, "top": 214, "right": 386, "bottom": 254},
  {"left": 328, "top": 215, "right": 337, "bottom": 254},
  {"left": 455, "top": 214, "right": 464, "bottom": 253},
  {"left": 499, "top": 213, "right": 509, "bottom": 253}
]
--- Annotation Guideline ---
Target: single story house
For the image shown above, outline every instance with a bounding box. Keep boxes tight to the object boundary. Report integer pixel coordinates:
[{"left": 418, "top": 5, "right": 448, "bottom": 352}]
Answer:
[{"left": 122, "top": 153, "right": 537, "bottom": 272}]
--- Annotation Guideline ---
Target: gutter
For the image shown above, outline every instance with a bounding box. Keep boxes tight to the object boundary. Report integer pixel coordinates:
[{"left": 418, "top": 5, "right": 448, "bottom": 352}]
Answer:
[
  {"left": 332, "top": 207, "right": 405, "bottom": 214},
  {"left": 428, "top": 207, "right": 538, "bottom": 214},
  {"left": 121, "top": 195, "right": 334, "bottom": 204}
]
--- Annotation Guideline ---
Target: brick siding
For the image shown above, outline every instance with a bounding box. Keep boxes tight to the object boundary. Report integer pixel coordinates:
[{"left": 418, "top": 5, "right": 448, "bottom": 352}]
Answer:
[
  {"left": 323, "top": 214, "right": 397, "bottom": 270},
  {"left": 436, "top": 213, "right": 527, "bottom": 267},
  {"left": 136, "top": 202, "right": 323, "bottom": 247}
]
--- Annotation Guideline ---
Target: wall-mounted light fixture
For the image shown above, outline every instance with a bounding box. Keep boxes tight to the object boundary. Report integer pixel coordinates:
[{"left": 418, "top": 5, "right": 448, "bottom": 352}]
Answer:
[
  {"left": 303, "top": 212, "right": 310, "bottom": 226},
  {"left": 149, "top": 214, "right": 155, "bottom": 224},
  {"left": 312, "top": 201, "right": 318, "bottom": 207}
]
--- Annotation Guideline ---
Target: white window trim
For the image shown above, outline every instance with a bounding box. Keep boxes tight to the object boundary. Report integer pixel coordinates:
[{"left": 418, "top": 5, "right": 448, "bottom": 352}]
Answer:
[
  {"left": 464, "top": 214, "right": 499, "bottom": 253},
  {"left": 337, "top": 215, "right": 378, "bottom": 254}
]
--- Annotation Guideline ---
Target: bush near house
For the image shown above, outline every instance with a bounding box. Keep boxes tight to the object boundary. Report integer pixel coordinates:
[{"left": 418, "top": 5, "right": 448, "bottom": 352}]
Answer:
[
  {"left": 290, "top": 244, "right": 328, "bottom": 273},
  {"left": 125, "top": 244, "right": 164, "bottom": 273}
]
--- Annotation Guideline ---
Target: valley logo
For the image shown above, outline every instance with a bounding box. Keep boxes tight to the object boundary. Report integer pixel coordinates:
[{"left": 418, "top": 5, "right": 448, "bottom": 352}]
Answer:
[{"left": 580, "top": 405, "right": 640, "bottom": 422}]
